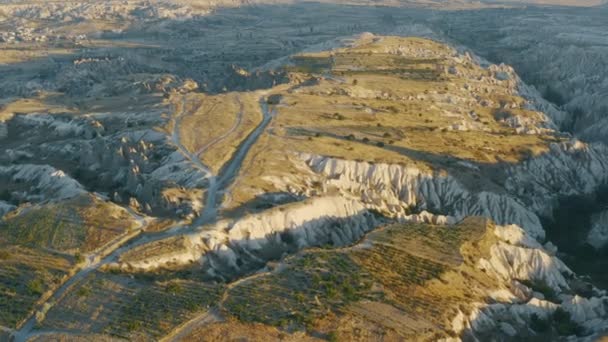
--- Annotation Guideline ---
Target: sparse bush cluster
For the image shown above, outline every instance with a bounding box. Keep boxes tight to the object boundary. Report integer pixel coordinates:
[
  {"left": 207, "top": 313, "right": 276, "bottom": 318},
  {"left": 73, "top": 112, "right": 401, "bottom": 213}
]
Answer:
[
  {"left": 519, "top": 279, "right": 557, "bottom": 302},
  {"left": 108, "top": 280, "right": 223, "bottom": 338},
  {"left": 224, "top": 253, "right": 372, "bottom": 330},
  {"left": 530, "top": 308, "right": 584, "bottom": 337}
]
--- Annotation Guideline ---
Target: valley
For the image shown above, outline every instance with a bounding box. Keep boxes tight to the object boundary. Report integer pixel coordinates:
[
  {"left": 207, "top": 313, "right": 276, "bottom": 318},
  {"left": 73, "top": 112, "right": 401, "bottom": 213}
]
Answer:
[{"left": 0, "top": 1, "right": 607, "bottom": 341}]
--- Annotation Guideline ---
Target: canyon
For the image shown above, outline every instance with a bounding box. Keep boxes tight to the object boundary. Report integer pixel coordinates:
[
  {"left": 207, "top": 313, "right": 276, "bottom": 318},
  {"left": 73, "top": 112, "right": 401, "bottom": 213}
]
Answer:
[{"left": 1, "top": 1, "right": 607, "bottom": 341}]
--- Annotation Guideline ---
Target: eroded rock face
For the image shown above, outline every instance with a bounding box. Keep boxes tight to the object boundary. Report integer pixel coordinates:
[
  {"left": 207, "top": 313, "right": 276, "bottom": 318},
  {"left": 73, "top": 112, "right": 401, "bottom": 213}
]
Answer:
[
  {"left": 0, "top": 164, "right": 87, "bottom": 203},
  {"left": 478, "top": 242, "right": 571, "bottom": 292},
  {"left": 454, "top": 224, "right": 608, "bottom": 340},
  {"left": 118, "top": 196, "right": 382, "bottom": 279},
  {"left": 505, "top": 140, "right": 608, "bottom": 216},
  {"left": 1, "top": 111, "right": 210, "bottom": 218},
  {"left": 434, "top": 8, "right": 608, "bottom": 142},
  {"left": 296, "top": 136, "right": 608, "bottom": 241},
  {"left": 299, "top": 153, "right": 544, "bottom": 238},
  {"left": 0, "top": 122, "right": 8, "bottom": 140}
]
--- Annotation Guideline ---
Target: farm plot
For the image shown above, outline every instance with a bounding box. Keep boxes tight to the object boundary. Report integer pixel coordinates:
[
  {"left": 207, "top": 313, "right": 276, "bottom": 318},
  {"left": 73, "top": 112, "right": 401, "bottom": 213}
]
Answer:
[
  {"left": 221, "top": 217, "right": 498, "bottom": 340},
  {"left": 0, "top": 246, "right": 73, "bottom": 328},
  {"left": 0, "top": 195, "right": 137, "bottom": 254},
  {"left": 41, "top": 271, "right": 223, "bottom": 340}
]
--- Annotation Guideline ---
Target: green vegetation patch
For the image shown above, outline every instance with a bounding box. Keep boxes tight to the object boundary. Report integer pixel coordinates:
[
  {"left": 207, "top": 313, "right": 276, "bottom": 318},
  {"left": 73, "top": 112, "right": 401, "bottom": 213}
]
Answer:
[
  {"left": 223, "top": 218, "right": 491, "bottom": 337},
  {"left": 105, "top": 278, "right": 223, "bottom": 339},
  {"left": 224, "top": 251, "right": 373, "bottom": 328}
]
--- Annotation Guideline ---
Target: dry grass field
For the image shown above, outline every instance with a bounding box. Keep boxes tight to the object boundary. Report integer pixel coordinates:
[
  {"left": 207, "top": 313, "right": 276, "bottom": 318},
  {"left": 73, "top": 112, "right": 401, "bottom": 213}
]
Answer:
[
  {"left": 1, "top": 195, "right": 138, "bottom": 254},
  {"left": 224, "top": 36, "right": 561, "bottom": 210}
]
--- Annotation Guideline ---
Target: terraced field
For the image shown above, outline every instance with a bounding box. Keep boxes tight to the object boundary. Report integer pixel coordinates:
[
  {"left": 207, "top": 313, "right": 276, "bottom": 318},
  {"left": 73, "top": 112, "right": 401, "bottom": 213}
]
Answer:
[
  {"left": 0, "top": 194, "right": 141, "bottom": 331},
  {"left": 0, "top": 195, "right": 137, "bottom": 254},
  {"left": 0, "top": 247, "right": 73, "bottom": 328},
  {"left": 194, "top": 217, "right": 499, "bottom": 340},
  {"left": 32, "top": 217, "right": 498, "bottom": 341},
  {"left": 40, "top": 272, "right": 224, "bottom": 340}
]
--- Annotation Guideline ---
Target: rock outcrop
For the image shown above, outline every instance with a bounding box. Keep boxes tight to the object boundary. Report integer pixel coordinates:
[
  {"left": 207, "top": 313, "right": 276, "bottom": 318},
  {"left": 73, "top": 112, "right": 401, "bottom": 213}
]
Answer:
[
  {"left": 0, "top": 164, "right": 87, "bottom": 203},
  {"left": 454, "top": 224, "right": 608, "bottom": 340},
  {"left": 299, "top": 154, "right": 544, "bottom": 238},
  {"left": 118, "top": 196, "right": 381, "bottom": 279},
  {"left": 504, "top": 140, "right": 608, "bottom": 217}
]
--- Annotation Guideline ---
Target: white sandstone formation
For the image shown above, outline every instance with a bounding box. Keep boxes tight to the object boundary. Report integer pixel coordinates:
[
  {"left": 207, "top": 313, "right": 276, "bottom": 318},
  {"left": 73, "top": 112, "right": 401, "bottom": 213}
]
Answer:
[
  {"left": 0, "top": 164, "right": 86, "bottom": 202},
  {"left": 399, "top": 210, "right": 456, "bottom": 225},
  {"left": 504, "top": 140, "right": 608, "bottom": 217},
  {"left": 17, "top": 114, "right": 96, "bottom": 138},
  {"left": 478, "top": 225, "right": 571, "bottom": 292},
  {"left": 561, "top": 295, "right": 608, "bottom": 332},
  {"left": 454, "top": 224, "right": 608, "bottom": 339},
  {"left": 119, "top": 196, "right": 381, "bottom": 277},
  {"left": 34, "top": 127, "right": 209, "bottom": 216},
  {"left": 297, "top": 136, "right": 608, "bottom": 240},
  {"left": 299, "top": 153, "right": 544, "bottom": 238}
]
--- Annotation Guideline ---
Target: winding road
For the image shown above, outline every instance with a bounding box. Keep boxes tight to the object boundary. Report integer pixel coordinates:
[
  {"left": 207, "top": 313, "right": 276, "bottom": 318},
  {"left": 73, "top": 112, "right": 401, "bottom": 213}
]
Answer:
[{"left": 11, "top": 93, "right": 276, "bottom": 342}]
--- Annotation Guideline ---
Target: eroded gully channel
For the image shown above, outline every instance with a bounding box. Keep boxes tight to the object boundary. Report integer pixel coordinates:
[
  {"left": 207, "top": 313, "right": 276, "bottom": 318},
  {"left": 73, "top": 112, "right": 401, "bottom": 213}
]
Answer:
[{"left": 541, "top": 186, "right": 608, "bottom": 290}]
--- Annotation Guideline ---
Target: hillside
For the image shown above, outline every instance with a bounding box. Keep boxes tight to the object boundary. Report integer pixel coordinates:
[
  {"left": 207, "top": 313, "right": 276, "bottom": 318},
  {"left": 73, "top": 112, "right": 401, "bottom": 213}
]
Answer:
[{"left": 1, "top": 1, "right": 608, "bottom": 341}]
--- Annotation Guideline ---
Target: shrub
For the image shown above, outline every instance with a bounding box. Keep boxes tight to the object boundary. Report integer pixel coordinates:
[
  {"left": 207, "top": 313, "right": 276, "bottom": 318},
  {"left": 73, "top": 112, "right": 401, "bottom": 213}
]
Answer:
[
  {"left": 77, "top": 286, "right": 92, "bottom": 297},
  {"left": 27, "top": 278, "right": 45, "bottom": 296},
  {"left": 327, "top": 331, "right": 339, "bottom": 342},
  {"left": 332, "top": 113, "right": 345, "bottom": 120},
  {"left": 166, "top": 282, "right": 184, "bottom": 295},
  {"left": 74, "top": 252, "right": 85, "bottom": 263},
  {"left": 386, "top": 105, "right": 399, "bottom": 114},
  {"left": 520, "top": 279, "right": 558, "bottom": 302},
  {"left": 125, "top": 320, "right": 142, "bottom": 332}
]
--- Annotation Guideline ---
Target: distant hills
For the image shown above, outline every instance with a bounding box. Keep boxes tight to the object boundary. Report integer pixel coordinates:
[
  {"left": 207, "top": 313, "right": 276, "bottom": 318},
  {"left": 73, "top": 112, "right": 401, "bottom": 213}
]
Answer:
[{"left": 481, "top": 0, "right": 606, "bottom": 6}]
